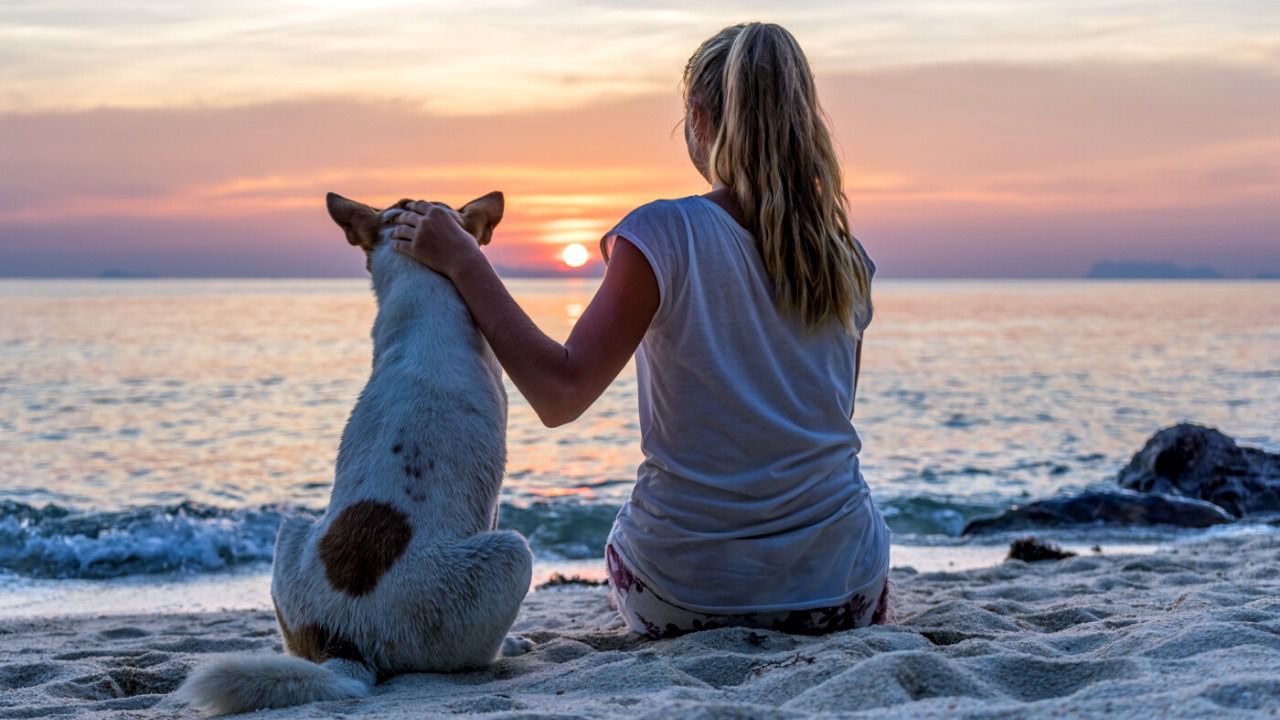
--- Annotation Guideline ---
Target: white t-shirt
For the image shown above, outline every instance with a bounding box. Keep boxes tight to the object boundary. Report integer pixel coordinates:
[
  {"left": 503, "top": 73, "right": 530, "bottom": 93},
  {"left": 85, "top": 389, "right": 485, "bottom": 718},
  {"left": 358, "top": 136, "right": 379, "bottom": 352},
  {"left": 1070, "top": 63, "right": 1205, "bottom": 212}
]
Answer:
[{"left": 601, "top": 194, "right": 890, "bottom": 614}]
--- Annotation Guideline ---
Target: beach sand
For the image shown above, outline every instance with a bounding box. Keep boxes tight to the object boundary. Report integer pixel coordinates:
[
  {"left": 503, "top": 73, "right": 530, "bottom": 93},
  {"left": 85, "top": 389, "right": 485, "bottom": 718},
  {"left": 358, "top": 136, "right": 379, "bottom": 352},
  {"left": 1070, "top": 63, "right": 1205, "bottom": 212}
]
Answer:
[{"left": 2, "top": 533, "right": 1277, "bottom": 719}]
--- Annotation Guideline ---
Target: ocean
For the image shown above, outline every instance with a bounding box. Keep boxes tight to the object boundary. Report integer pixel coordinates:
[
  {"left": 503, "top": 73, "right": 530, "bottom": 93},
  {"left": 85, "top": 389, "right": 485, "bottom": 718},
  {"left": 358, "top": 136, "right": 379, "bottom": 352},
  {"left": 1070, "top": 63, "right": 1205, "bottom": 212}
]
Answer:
[{"left": 1, "top": 278, "right": 1277, "bottom": 615}]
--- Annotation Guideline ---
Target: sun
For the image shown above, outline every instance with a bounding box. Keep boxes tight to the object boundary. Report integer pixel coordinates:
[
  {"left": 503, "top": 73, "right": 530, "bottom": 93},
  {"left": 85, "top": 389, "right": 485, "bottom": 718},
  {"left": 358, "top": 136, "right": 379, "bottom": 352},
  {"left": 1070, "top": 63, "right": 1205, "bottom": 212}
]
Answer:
[{"left": 561, "top": 243, "right": 590, "bottom": 268}]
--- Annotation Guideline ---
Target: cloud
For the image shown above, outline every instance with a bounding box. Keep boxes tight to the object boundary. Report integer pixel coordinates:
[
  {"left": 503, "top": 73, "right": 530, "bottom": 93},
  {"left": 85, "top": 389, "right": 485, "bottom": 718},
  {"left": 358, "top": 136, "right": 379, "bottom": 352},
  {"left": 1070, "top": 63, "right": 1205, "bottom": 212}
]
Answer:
[
  {"left": 1, "top": 0, "right": 1277, "bottom": 113},
  {"left": 1, "top": 60, "right": 1277, "bottom": 277}
]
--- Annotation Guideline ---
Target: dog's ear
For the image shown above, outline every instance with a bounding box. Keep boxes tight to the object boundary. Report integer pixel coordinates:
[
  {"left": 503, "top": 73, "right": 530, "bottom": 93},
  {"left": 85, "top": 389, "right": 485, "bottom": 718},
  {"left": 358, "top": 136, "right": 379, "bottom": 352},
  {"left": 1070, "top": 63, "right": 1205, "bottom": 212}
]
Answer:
[
  {"left": 326, "top": 192, "right": 377, "bottom": 247},
  {"left": 459, "top": 191, "right": 504, "bottom": 246}
]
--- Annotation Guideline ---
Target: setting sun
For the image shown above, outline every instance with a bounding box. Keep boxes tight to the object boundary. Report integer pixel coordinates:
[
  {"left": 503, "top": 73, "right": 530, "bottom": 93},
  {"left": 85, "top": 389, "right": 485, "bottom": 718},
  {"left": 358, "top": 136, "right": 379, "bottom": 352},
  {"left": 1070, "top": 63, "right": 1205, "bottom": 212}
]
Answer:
[{"left": 561, "top": 243, "right": 590, "bottom": 268}]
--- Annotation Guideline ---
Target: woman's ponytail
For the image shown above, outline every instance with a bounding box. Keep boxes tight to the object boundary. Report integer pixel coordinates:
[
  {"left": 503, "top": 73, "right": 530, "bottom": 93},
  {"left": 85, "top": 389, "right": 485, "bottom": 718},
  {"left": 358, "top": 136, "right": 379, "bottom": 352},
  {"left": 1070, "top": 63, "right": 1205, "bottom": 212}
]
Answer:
[{"left": 685, "top": 23, "right": 872, "bottom": 336}]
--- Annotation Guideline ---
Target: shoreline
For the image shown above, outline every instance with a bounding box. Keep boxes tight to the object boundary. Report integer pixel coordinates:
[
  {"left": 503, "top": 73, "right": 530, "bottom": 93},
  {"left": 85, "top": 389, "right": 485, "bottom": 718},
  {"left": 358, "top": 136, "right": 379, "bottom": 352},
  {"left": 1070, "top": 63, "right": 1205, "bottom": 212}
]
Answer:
[
  {"left": 0, "top": 539, "right": 1183, "bottom": 621},
  {"left": 1, "top": 533, "right": 1276, "bottom": 718}
]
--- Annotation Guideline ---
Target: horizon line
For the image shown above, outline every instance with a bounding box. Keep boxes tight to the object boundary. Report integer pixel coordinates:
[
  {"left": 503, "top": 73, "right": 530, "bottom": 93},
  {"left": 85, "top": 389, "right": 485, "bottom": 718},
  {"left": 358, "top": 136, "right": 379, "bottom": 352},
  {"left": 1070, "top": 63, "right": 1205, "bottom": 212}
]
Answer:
[{"left": 3, "top": 274, "right": 1277, "bottom": 282}]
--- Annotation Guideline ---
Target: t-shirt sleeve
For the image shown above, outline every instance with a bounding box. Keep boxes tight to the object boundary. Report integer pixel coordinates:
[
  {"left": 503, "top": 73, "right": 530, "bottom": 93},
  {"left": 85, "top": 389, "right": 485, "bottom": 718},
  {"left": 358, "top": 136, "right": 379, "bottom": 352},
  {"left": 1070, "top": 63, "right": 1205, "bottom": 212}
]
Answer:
[
  {"left": 852, "top": 235, "right": 876, "bottom": 333},
  {"left": 599, "top": 200, "right": 689, "bottom": 328}
]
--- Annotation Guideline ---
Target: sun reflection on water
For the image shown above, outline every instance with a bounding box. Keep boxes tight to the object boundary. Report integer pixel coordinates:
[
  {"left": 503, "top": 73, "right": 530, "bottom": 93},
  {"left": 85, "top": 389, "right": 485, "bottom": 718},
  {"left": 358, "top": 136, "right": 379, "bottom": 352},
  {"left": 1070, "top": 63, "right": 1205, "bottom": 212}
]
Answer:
[{"left": 0, "top": 279, "right": 1277, "bottom": 515}]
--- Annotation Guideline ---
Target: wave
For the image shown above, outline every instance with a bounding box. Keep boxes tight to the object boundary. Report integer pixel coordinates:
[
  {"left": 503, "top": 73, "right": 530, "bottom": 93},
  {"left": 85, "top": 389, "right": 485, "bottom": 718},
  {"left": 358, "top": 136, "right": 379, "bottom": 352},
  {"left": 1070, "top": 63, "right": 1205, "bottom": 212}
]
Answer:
[
  {"left": 0, "top": 500, "right": 288, "bottom": 580},
  {"left": 876, "top": 495, "right": 1007, "bottom": 537},
  {"left": 0, "top": 499, "right": 625, "bottom": 580},
  {"left": 3, "top": 495, "right": 1253, "bottom": 581}
]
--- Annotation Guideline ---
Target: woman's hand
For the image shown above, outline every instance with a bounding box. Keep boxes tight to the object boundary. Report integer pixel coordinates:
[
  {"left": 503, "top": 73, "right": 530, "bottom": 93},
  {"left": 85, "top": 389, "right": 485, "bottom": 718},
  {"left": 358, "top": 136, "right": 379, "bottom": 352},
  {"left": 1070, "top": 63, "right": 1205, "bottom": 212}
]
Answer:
[{"left": 387, "top": 201, "right": 482, "bottom": 278}]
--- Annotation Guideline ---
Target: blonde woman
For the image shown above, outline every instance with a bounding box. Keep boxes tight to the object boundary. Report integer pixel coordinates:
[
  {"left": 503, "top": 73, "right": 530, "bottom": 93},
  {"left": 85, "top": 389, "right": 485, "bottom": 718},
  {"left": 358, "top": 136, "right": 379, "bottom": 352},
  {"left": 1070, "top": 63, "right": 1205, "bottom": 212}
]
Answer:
[{"left": 389, "top": 22, "right": 890, "bottom": 638}]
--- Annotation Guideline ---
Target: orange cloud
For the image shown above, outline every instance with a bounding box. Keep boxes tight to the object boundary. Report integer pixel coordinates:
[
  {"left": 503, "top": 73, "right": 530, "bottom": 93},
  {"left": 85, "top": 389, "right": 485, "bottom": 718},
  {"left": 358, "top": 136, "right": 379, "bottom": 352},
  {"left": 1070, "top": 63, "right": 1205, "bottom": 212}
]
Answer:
[{"left": 1, "top": 61, "right": 1277, "bottom": 277}]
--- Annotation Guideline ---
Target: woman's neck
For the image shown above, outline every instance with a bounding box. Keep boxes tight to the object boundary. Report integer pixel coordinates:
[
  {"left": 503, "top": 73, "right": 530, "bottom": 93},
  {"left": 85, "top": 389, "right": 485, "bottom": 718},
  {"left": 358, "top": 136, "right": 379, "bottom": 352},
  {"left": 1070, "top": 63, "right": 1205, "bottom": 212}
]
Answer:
[{"left": 702, "top": 184, "right": 749, "bottom": 230}]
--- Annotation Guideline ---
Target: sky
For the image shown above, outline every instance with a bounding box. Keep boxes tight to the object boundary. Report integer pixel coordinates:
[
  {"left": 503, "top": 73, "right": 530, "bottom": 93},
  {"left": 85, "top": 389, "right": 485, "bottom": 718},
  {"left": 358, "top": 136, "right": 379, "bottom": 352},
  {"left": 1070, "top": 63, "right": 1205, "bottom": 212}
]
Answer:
[{"left": 1, "top": 0, "right": 1278, "bottom": 278}]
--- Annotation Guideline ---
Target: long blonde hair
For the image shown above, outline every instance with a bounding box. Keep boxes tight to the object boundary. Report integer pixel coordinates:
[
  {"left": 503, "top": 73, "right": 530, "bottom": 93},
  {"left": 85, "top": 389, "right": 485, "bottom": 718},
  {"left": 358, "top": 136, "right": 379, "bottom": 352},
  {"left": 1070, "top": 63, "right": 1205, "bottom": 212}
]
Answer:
[{"left": 684, "top": 23, "right": 872, "bottom": 335}]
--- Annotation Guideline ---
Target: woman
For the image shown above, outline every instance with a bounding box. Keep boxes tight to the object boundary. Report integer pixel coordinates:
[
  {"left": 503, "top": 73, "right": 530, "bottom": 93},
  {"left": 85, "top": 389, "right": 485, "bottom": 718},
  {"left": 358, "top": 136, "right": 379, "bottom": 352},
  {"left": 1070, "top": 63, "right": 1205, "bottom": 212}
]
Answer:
[{"left": 389, "top": 22, "right": 890, "bottom": 638}]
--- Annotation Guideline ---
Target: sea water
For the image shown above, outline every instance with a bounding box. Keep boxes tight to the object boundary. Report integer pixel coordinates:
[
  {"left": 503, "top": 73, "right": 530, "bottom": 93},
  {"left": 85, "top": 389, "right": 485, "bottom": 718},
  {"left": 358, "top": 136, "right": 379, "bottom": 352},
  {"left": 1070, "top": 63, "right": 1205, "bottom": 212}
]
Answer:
[{"left": 1, "top": 279, "right": 1277, "bottom": 614}]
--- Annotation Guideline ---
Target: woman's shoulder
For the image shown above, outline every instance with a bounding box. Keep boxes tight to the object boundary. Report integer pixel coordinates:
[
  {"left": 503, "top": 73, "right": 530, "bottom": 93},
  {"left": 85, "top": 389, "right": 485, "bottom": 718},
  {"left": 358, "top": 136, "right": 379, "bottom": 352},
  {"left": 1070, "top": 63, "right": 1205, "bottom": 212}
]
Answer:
[
  {"left": 610, "top": 197, "right": 698, "bottom": 242},
  {"left": 618, "top": 194, "right": 750, "bottom": 240},
  {"left": 618, "top": 196, "right": 697, "bottom": 223},
  {"left": 602, "top": 198, "right": 694, "bottom": 263}
]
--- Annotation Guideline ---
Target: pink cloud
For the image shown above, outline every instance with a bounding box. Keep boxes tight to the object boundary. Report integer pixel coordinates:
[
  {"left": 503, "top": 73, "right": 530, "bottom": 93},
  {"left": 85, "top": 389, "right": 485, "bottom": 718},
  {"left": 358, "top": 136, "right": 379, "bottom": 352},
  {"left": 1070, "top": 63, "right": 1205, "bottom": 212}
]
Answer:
[{"left": 2, "top": 61, "right": 1277, "bottom": 277}]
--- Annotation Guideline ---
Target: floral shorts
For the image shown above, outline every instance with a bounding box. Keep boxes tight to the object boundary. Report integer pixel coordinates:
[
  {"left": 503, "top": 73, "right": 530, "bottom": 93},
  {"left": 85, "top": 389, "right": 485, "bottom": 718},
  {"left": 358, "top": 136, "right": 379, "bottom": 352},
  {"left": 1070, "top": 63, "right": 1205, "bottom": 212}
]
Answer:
[{"left": 605, "top": 544, "right": 892, "bottom": 640}]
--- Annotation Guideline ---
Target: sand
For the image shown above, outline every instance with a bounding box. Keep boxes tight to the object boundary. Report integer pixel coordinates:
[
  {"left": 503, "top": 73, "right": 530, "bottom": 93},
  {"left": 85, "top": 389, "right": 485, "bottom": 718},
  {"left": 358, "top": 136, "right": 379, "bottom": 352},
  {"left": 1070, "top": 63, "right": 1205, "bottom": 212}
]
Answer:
[{"left": 1, "top": 532, "right": 1278, "bottom": 719}]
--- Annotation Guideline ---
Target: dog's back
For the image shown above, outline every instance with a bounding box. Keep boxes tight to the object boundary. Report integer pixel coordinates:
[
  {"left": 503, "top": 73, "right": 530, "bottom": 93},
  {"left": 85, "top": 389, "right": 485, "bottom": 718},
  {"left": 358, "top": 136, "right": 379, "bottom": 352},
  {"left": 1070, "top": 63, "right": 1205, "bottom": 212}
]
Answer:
[
  {"left": 271, "top": 256, "right": 519, "bottom": 669},
  {"left": 181, "top": 193, "right": 532, "bottom": 716}
]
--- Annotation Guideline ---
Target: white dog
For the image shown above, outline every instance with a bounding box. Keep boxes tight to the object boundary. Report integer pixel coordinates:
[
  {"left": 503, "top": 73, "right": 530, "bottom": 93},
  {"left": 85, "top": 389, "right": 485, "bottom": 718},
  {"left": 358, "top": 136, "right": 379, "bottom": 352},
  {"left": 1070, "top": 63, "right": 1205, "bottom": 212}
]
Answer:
[{"left": 179, "top": 191, "right": 533, "bottom": 715}]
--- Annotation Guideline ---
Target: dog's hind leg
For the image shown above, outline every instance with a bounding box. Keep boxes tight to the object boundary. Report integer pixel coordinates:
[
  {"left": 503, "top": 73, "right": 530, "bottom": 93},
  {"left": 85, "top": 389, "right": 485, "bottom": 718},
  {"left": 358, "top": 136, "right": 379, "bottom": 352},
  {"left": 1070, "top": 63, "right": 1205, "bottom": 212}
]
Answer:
[
  {"left": 269, "top": 513, "right": 318, "bottom": 639},
  {"left": 485, "top": 503, "right": 531, "bottom": 658},
  {"left": 448, "top": 529, "right": 534, "bottom": 666},
  {"left": 400, "top": 530, "right": 533, "bottom": 670}
]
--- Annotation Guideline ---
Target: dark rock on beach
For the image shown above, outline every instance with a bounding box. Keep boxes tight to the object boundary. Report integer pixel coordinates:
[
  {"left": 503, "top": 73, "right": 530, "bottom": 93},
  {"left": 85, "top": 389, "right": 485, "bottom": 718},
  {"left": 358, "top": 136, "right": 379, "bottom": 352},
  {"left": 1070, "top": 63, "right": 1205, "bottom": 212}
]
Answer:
[
  {"left": 963, "top": 423, "right": 1278, "bottom": 535},
  {"left": 1007, "top": 536, "right": 1076, "bottom": 562},
  {"left": 536, "top": 573, "right": 608, "bottom": 590},
  {"left": 962, "top": 490, "right": 1233, "bottom": 535},
  {"left": 1116, "top": 423, "right": 1280, "bottom": 517}
]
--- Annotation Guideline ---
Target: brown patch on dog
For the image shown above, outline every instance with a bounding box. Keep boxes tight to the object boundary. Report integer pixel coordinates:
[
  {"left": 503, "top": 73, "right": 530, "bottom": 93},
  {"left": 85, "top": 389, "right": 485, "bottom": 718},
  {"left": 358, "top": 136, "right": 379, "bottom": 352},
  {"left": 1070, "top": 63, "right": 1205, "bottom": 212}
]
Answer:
[
  {"left": 326, "top": 193, "right": 381, "bottom": 252},
  {"left": 274, "top": 599, "right": 365, "bottom": 664},
  {"left": 292, "top": 624, "right": 365, "bottom": 664},
  {"left": 274, "top": 599, "right": 298, "bottom": 653},
  {"left": 459, "top": 191, "right": 504, "bottom": 246},
  {"left": 317, "top": 500, "right": 412, "bottom": 597}
]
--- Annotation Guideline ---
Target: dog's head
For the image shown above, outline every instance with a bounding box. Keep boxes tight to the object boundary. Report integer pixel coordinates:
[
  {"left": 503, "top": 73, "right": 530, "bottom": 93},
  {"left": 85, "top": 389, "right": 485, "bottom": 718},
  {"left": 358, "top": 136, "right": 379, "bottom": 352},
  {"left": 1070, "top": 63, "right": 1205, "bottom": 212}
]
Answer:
[{"left": 325, "top": 191, "right": 505, "bottom": 271}]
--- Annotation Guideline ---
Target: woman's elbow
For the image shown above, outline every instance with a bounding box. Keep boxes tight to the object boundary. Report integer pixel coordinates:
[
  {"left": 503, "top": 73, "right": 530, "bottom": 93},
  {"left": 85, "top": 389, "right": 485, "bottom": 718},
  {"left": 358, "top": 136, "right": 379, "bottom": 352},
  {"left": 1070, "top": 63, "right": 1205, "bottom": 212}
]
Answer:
[
  {"left": 533, "top": 382, "right": 591, "bottom": 428},
  {"left": 538, "top": 410, "right": 574, "bottom": 429},
  {"left": 535, "top": 400, "right": 586, "bottom": 429}
]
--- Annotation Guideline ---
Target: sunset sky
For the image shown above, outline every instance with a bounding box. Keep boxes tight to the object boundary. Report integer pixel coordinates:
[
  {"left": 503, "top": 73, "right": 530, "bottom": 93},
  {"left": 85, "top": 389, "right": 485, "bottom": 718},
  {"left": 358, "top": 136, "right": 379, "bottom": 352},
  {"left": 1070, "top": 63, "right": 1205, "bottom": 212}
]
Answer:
[{"left": 1, "top": 0, "right": 1277, "bottom": 277}]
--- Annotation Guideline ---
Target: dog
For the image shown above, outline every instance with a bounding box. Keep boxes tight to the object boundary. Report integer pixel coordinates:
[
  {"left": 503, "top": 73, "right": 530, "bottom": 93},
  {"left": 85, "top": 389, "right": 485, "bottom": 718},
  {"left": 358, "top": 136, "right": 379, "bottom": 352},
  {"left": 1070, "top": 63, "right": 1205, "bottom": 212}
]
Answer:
[{"left": 179, "top": 191, "right": 534, "bottom": 715}]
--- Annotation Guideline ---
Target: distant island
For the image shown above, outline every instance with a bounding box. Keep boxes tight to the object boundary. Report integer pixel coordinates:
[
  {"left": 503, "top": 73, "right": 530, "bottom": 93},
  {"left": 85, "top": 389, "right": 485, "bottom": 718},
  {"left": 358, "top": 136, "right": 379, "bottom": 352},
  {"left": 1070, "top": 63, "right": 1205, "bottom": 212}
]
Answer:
[
  {"left": 1086, "top": 261, "right": 1222, "bottom": 279},
  {"left": 98, "top": 269, "right": 160, "bottom": 279}
]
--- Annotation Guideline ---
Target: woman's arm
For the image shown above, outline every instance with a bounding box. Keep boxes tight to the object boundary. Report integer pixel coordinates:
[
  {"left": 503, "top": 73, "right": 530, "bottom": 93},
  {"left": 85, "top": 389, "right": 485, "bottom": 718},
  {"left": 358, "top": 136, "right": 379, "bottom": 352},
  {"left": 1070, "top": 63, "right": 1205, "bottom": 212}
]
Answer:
[{"left": 390, "top": 203, "right": 657, "bottom": 427}]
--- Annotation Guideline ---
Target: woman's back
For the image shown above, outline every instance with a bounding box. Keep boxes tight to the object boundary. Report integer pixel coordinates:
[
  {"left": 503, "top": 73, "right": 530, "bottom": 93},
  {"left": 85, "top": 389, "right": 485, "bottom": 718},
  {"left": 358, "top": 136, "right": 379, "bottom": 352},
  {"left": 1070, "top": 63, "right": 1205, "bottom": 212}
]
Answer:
[
  {"left": 604, "top": 194, "right": 888, "bottom": 614},
  {"left": 386, "top": 21, "right": 890, "bottom": 636}
]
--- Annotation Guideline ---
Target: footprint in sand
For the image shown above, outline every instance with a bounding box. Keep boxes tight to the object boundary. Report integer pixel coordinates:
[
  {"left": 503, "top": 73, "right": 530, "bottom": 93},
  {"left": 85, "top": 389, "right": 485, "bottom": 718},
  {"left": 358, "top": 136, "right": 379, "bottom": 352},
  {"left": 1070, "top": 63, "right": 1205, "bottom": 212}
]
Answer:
[
  {"left": 96, "top": 627, "right": 150, "bottom": 640},
  {"left": 0, "top": 662, "right": 64, "bottom": 690}
]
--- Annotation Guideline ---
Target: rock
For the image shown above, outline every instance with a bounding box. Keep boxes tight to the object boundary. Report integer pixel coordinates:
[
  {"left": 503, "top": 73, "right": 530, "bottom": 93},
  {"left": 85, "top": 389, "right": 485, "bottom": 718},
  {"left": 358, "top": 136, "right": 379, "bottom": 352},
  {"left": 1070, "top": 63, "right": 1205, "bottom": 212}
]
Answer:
[
  {"left": 1008, "top": 537, "right": 1076, "bottom": 562},
  {"left": 961, "top": 425, "right": 1277, "bottom": 535},
  {"left": 1116, "top": 423, "right": 1280, "bottom": 517},
  {"left": 962, "top": 490, "right": 1234, "bottom": 535},
  {"left": 536, "top": 573, "right": 607, "bottom": 590}
]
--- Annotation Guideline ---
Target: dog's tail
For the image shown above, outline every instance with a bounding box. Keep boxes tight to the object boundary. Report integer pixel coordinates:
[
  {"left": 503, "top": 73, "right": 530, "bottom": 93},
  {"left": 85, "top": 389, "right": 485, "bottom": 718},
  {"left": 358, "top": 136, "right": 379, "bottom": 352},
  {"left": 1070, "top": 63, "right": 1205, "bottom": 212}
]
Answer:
[{"left": 179, "top": 654, "right": 374, "bottom": 716}]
